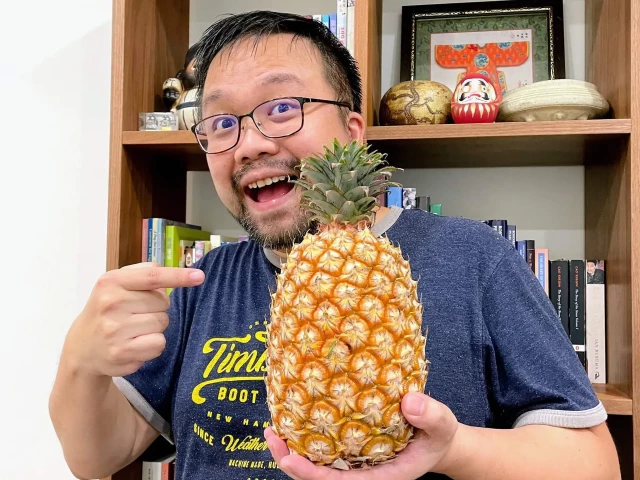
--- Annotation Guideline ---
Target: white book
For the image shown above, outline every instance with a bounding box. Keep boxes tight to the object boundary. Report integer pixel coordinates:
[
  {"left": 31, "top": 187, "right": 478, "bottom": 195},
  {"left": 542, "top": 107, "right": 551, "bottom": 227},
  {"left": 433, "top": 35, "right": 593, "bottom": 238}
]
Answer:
[
  {"left": 585, "top": 260, "right": 606, "bottom": 383},
  {"left": 141, "top": 461, "right": 163, "bottom": 480},
  {"left": 347, "top": 0, "right": 355, "bottom": 56},
  {"left": 337, "top": 0, "right": 347, "bottom": 46}
]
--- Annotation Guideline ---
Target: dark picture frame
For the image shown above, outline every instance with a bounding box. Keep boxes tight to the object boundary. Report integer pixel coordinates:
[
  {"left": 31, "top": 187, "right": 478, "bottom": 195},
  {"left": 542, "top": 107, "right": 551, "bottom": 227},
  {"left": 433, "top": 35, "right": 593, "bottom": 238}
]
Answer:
[{"left": 400, "top": 0, "right": 565, "bottom": 96}]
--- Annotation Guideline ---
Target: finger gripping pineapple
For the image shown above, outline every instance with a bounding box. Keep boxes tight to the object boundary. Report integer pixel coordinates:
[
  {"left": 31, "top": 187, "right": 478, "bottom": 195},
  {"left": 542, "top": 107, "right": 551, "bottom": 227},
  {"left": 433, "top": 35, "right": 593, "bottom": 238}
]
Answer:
[{"left": 265, "top": 139, "right": 429, "bottom": 469}]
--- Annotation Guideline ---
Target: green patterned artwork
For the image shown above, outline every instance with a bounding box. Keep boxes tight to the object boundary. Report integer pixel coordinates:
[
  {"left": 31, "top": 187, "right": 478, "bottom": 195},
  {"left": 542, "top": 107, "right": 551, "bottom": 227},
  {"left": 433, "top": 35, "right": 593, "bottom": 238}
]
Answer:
[
  {"left": 414, "top": 14, "right": 550, "bottom": 83},
  {"left": 400, "top": 1, "right": 565, "bottom": 94}
]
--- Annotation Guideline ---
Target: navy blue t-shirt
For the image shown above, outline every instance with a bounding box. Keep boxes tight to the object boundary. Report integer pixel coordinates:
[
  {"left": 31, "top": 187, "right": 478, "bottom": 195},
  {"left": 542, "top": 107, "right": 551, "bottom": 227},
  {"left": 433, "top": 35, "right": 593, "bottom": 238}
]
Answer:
[{"left": 114, "top": 207, "right": 605, "bottom": 480}]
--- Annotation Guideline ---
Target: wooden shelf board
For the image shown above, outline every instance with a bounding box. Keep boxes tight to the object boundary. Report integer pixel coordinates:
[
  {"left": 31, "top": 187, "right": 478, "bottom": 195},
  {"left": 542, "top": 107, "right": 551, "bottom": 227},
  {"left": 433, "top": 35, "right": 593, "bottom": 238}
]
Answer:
[
  {"left": 122, "top": 131, "right": 207, "bottom": 171},
  {"left": 123, "top": 130, "right": 197, "bottom": 146},
  {"left": 366, "top": 120, "right": 630, "bottom": 168},
  {"left": 366, "top": 119, "right": 631, "bottom": 141},
  {"left": 593, "top": 384, "right": 632, "bottom": 415},
  {"left": 122, "top": 119, "right": 631, "bottom": 170}
]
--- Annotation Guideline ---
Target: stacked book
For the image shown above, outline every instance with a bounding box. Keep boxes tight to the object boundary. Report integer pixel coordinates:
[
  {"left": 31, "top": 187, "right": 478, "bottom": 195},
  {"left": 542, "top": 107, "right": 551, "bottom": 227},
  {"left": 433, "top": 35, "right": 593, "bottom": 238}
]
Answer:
[
  {"left": 385, "top": 186, "right": 442, "bottom": 215},
  {"left": 142, "top": 218, "right": 246, "bottom": 293},
  {"left": 482, "top": 219, "right": 607, "bottom": 384},
  {"left": 305, "top": 0, "right": 356, "bottom": 56}
]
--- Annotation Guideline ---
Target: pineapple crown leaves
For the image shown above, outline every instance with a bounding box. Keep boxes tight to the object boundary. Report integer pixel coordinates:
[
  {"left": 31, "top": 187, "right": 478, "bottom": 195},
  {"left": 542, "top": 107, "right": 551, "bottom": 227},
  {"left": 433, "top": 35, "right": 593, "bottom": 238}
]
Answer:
[{"left": 291, "top": 139, "right": 402, "bottom": 225}]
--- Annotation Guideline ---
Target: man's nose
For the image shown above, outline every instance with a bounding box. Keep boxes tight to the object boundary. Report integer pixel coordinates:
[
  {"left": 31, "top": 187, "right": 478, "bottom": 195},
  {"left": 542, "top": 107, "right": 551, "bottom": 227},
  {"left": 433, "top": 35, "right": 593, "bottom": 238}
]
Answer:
[{"left": 233, "top": 119, "right": 279, "bottom": 163}]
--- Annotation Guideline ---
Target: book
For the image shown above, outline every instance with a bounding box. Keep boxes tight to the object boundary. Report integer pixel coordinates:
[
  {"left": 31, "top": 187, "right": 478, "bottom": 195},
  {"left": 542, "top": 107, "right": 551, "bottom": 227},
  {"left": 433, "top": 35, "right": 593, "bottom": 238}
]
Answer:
[
  {"left": 488, "top": 219, "right": 507, "bottom": 238},
  {"left": 402, "top": 188, "right": 416, "bottom": 209},
  {"left": 534, "top": 248, "right": 549, "bottom": 295},
  {"left": 570, "top": 260, "right": 586, "bottom": 368},
  {"left": 337, "top": 0, "right": 347, "bottom": 46},
  {"left": 586, "top": 259, "right": 606, "bottom": 383},
  {"left": 165, "top": 226, "right": 211, "bottom": 268},
  {"left": 525, "top": 240, "right": 535, "bottom": 272},
  {"left": 142, "top": 218, "right": 201, "bottom": 264},
  {"left": 386, "top": 186, "right": 402, "bottom": 207},
  {"left": 507, "top": 225, "right": 516, "bottom": 248},
  {"left": 347, "top": 0, "right": 355, "bottom": 55},
  {"left": 329, "top": 12, "right": 337, "bottom": 35},
  {"left": 549, "top": 260, "right": 570, "bottom": 338}
]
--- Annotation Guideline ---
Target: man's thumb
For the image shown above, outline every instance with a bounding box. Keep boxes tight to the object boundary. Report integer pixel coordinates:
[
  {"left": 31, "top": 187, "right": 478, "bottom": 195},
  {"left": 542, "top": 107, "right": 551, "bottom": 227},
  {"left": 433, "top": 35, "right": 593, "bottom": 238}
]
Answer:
[{"left": 401, "top": 392, "right": 457, "bottom": 440}]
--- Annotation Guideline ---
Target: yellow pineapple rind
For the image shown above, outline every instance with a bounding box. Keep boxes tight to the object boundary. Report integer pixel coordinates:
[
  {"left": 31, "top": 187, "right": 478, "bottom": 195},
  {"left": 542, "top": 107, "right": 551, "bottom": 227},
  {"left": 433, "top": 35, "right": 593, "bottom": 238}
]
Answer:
[{"left": 265, "top": 226, "right": 429, "bottom": 469}]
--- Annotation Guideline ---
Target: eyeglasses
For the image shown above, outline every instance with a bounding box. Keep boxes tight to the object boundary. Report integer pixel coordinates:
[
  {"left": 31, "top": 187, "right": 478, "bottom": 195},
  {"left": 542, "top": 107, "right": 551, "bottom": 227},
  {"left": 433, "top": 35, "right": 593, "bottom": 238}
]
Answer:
[{"left": 191, "top": 96, "right": 352, "bottom": 154}]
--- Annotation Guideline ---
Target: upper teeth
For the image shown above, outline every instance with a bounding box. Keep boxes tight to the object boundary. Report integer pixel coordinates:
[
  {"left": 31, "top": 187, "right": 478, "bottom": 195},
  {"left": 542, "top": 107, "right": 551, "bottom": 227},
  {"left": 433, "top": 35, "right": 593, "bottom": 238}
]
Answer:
[{"left": 248, "top": 175, "right": 288, "bottom": 189}]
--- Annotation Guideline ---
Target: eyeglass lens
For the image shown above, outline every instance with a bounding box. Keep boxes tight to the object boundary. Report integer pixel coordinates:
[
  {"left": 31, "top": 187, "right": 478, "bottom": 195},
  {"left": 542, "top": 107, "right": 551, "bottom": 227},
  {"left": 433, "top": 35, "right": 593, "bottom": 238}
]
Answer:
[{"left": 194, "top": 98, "right": 303, "bottom": 153}]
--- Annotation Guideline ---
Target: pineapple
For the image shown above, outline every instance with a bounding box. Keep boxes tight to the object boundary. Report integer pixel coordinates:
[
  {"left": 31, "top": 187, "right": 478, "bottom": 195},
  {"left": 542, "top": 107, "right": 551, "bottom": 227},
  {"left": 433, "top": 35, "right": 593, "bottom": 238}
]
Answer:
[{"left": 265, "top": 139, "right": 429, "bottom": 469}]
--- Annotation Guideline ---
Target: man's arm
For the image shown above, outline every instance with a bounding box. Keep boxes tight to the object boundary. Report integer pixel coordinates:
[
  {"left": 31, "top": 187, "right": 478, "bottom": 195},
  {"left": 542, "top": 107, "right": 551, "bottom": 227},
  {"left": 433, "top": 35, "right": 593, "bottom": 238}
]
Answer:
[
  {"left": 438, "top": 421, "right": 620, "bottom": 480},
  {"left": 48, "top": 264, "right": 204, "bottom": 479},
  {"left": 49, "top": 352, "right": 160, "bottom": 480}
]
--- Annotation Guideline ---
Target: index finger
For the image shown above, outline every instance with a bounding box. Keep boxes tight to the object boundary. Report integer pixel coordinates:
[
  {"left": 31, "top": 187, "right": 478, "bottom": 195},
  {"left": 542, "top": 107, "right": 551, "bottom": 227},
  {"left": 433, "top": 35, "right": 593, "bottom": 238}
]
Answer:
[{"left": 115, "top": 265, "right": 205, "bottom": 291}]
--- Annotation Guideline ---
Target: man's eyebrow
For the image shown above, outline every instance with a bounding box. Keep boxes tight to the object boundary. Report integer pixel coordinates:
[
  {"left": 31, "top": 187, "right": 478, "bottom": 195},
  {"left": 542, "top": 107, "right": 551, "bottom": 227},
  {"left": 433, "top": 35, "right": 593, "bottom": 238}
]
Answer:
[
  {"left": 202, "top": 90, "right": 223, "bottom": 110},
  {"left": 202, "top": 73, "right": 305, "bottom": 110},
  {"left": 257, "top": 72, "right": 305, "bottom": 87}
]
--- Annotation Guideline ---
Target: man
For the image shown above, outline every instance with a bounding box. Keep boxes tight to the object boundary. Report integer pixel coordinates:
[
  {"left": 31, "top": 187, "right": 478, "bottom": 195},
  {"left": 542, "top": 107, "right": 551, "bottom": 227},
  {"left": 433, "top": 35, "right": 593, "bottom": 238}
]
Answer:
[{"left": 49, "top": 11, "right": 620, "bottom": 480}]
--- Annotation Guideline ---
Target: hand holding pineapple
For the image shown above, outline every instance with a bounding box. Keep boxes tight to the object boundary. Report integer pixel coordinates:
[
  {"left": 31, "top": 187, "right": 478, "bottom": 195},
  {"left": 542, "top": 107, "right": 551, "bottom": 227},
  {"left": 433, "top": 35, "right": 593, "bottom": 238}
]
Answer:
[
  {"left": 265, "top": 391, "right": 460, "bottom": 479},
  {"left": 264, "top": 140, "right": 443, "bottom": 475}
]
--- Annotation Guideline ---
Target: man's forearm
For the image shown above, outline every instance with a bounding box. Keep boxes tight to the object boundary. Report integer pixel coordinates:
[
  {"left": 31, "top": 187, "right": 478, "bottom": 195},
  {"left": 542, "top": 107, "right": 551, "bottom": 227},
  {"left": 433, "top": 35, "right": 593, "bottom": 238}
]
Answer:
[
  {"left": 437, "top": 422, "right": 620, "bottom": 480},
  {"left": 48, "top": 350, "right": 152, "bottom": 479}
]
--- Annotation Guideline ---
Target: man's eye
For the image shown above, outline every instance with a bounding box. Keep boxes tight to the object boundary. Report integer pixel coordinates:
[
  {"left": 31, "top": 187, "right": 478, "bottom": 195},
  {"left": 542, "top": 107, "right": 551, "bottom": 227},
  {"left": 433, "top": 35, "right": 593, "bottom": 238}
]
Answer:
[
  {"left": 270, "top": 103, "right": 291, "bottom": 115},
  {"left": 212, "top": 117, "right": 236, "bottom": 131}
]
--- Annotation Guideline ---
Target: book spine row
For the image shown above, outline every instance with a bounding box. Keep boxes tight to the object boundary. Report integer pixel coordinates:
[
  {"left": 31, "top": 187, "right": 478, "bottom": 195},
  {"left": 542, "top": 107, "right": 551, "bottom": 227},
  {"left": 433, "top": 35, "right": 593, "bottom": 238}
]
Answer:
[
  {"left": 385, "top": 186, "right": 442, "bottom": 215},
  {"left": 482, "top": 219, "right": 606, "bottom": 383},
  {"left": 307, "top": 0, "right": 355, "bottom": 56}
]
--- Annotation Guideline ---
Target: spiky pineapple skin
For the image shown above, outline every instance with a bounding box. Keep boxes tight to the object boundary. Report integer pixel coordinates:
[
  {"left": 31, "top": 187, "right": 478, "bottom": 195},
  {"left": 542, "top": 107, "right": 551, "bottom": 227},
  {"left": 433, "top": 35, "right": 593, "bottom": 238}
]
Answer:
[{"left": 265, "top": 224, "right": 429, "bottom": 468}]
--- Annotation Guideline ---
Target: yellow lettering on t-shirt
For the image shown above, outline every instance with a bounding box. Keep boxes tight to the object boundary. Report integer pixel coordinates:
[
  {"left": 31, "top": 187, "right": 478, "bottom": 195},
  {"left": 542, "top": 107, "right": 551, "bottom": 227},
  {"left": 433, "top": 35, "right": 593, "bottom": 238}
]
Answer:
[
  {"left": 192, "top": 422, "right": 215, "bottom": 447},
  {"left": 203, "top": 386, "right": 262, "bottom": 406},
  {"left": 221, "top": 434, "right": 268, "bottom": 452},
  {"left": 192, "top": 333, "right": 268, "bottom": 405}
]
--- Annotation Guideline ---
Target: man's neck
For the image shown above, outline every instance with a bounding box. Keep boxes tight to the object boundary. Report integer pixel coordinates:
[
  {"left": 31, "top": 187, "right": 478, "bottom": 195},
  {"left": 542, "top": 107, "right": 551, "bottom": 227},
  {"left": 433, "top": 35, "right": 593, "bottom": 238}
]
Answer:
[{"left": 270, "top": 206, "right": 391, "bottom": 259}]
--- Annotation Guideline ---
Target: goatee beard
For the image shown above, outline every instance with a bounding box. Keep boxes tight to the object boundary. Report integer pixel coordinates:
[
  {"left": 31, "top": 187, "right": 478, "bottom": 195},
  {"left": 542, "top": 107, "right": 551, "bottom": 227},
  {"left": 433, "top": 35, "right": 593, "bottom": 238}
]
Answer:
[{"left": 231, "top": 157, "right": 318, "bottom": 250}]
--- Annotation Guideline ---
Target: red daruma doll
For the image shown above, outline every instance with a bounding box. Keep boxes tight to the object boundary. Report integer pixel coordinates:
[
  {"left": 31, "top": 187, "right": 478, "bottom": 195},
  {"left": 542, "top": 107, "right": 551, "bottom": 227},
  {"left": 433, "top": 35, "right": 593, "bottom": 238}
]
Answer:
[{"left": 451, "top": 73, "right": 500, "bottom": 123}]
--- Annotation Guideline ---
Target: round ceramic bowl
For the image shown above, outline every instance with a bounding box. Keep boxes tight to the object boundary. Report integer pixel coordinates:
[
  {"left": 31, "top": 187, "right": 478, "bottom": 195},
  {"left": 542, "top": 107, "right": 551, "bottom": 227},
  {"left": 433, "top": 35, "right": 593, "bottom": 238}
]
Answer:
[{"left": 497, "top": 79, "right": 610, "bottom": 122}]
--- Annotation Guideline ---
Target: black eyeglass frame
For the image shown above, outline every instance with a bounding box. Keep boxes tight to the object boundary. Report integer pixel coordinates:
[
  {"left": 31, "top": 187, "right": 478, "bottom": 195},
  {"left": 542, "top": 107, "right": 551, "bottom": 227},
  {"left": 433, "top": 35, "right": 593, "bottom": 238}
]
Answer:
[{"left": 190, "top": 96, "right": 352, "bottom": 154}]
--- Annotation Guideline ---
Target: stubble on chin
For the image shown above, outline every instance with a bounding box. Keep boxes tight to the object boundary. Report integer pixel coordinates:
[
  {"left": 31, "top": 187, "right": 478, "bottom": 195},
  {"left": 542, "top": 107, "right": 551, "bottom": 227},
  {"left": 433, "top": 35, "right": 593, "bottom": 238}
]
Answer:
[{"left": 229, "top": 158, "right": 316, "bottom": 250}]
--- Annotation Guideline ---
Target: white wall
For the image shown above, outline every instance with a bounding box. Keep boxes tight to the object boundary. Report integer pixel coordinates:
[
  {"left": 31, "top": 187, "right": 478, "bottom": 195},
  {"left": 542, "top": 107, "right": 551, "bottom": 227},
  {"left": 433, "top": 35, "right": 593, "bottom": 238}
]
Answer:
[
  {"left": 0, "top": 1, "right": 112, "bottom": 479},
  {"left": 187, "top": 0, "right": 587, "bottom": 260}
]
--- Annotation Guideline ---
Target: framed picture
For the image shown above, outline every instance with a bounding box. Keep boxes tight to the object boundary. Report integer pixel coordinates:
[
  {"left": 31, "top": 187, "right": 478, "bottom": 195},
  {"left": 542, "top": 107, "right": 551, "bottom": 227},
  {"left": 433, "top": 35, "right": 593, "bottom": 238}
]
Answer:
[{"left": 400, "top": 0, "right": 565, "bottom": 98}]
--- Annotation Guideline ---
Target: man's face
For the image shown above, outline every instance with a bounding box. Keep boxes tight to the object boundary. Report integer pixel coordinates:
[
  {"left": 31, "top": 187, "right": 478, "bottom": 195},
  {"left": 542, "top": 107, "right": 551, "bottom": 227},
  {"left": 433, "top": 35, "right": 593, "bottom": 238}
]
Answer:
[
  {"left": 587, "top": 262, "right": 596, "bottom": 275},
  {"left": 200, "top": 34, "right": 364, "bottom": 250}
]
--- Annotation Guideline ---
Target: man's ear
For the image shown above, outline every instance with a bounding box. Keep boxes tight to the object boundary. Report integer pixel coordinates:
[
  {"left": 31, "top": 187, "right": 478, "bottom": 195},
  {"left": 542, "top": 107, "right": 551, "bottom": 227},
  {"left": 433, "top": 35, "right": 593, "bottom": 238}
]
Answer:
[{"left": 347, "top": 111, "right": 366, "bottom": 143}]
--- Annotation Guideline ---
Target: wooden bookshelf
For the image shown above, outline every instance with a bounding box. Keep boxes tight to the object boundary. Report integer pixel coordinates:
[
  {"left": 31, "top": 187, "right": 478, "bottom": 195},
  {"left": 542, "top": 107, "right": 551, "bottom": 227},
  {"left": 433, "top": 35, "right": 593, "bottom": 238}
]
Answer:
[
  {"left": 365, "top": 119, "right": 632, "bottom": 140},
  {"left": 594, "top": 384, "right": 633, "bottom": 416},
  {"left": 106, "top": 0, "right": 640, "bottom": 478},
  {"left": 123, "top": 119, "right": 631, "bottom": 169},
  {"left": 123, "top": 119, "right": 631, "bottom": 145}
]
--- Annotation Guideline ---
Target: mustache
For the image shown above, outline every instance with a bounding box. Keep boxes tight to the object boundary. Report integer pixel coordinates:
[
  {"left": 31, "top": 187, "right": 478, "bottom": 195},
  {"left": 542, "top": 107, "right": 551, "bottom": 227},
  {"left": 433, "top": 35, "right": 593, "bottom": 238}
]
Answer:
[{"left": 232, "top": 157, "right": 301, "bottom": 191}]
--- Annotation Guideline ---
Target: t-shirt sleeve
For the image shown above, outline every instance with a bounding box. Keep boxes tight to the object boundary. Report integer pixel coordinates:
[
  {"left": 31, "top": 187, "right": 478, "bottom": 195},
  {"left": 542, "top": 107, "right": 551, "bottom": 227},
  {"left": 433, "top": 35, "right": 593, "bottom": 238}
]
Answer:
[
  {"left": 112, "top": 285, "right": 188, "bottom": 444},
  {"left": 481, "top": 245, "right": 606, "bottom": 429}
]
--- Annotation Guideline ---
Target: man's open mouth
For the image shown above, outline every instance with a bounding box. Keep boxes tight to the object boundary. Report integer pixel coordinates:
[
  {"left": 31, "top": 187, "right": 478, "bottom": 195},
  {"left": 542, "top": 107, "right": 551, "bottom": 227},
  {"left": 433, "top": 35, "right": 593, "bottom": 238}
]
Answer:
[{"left": 244, "top": 175, "right": 298, "bottom": 203}]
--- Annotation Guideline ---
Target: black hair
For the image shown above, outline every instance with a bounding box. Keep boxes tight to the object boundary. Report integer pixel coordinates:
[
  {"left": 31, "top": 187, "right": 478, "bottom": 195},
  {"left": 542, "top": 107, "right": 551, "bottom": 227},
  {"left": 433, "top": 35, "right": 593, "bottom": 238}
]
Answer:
[{"left": 193, "top": 10, "right": 362, "bottom": 117}]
